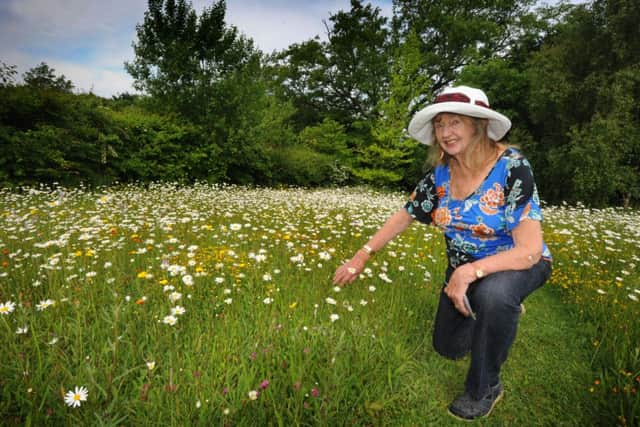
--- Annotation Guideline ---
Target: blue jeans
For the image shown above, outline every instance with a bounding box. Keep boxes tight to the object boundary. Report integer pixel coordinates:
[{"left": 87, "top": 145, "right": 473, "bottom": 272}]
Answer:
[{"left": 432, "top": 258, "right": 552, "bottom": 400}]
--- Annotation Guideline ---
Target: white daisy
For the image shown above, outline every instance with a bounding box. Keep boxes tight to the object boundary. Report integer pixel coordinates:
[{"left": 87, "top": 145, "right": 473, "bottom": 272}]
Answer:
[
  {"left": 162, "top": 315, "right": 178, "bottom": 326},
  {"left": 36, "top": 299, "right": 55, "bottom": 311},
  {"left": 64, "top": 386, "right": 88, "bottom": 408},
  {"left": 168, "top": 292, "right": 182, "bottom": 303},
  {"left": 171, "top": 306, "right": 186, "bottom": 316},
  {"left": 0, "top": 301, "right": 16, "bottom": 315},
  {"left": 182, "top": 275, "right": 194, "bottom": 286}
]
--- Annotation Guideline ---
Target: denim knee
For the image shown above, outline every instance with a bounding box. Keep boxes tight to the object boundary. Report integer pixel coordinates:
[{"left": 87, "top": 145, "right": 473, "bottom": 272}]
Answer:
[
  {"left": 433, "top": 334, "right": 469, "bottom": 360},
  {"left": 470, "top": 260, "right": 550, "bottom": 312},
  {"left": 470, "top": 272, "right": 523, "bottom": 314},
  {"left": 432, "top": 287, "right": 473, "bottom": 360}
]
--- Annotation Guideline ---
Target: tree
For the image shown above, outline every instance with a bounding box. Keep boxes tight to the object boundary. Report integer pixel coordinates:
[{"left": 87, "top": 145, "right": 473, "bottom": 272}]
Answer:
[
  {"left": 524, "top": 0, "right": 640, "bottom": 205},
  {"left": 0, "top": 88, "right": 118, "bottom": 185},
  {"left": 0, "top": 61, "right": 17, "bottom": 87},
  {"left": 267, "top": 38, "right": 327, "bottom": 130},
  {"left": 125, "top": 0, "right": 258, "bottom": 122},
  {"left": 271, "top": 0, "right": 391, "bottom": 128},
  {"left": 23, "top": 62, "right": 74, "bottom": 92},
  {"left": 391, "top": 0, "right": 535, "bottom": 98},
  {"left": 125, "top": 0, "right": 297, "bottom": 184},
  {"left": 323, "top": 0, "right": 391, "bottom": 124},
  {"left": 361, "top": 30, "right": 430, "bottom": 187}
]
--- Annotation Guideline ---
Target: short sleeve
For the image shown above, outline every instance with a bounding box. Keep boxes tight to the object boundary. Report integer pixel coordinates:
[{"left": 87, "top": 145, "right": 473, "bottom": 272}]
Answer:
[
  {"left": 404, "top": 169, "right": 438, "bottom": 225},
  {"left": 504, "top": 155, "right": 543, "bottom": 231}
]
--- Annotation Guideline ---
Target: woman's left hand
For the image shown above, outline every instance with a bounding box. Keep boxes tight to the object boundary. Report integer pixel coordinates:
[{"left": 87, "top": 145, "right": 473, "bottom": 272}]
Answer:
[{"left": 445, "top": 263, "right": 476, "bottom": 317}]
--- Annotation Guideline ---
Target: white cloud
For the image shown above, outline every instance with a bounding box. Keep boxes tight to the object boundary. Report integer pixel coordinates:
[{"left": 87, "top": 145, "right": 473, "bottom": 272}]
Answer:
[
  {"left": 1, "top": 0, "right": 141, "bottom": 96},
  {"left": 2, "top": 50, "right": 134, "bottom": 97},
  {"left": 225, "top": 0, "right": 393, "bottom": 53},
  {"left": 226, "top": 4, "right": 329, "bottom": 53},
  {"left": 56, "top": 62, "right": 136, "bottom": 98},
  {"left": 3, "top": 0, "right": 144, "bottom": 42}
]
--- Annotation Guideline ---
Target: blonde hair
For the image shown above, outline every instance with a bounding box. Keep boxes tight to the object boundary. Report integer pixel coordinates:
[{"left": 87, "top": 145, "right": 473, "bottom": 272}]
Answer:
[{"left": 427, "top": 115, "right": 500, "bottom": 171}]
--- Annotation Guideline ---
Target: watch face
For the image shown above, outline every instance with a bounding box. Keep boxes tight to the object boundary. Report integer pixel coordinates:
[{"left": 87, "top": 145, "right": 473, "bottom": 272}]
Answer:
[{"left": 476, "top": 269, "right": 484, "bottom": 279}]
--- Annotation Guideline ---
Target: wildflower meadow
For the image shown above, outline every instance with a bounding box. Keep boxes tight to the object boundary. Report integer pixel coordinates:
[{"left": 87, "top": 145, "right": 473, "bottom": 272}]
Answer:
[{"left": 0, "top": 184, "right": 638, "bottom": 425}]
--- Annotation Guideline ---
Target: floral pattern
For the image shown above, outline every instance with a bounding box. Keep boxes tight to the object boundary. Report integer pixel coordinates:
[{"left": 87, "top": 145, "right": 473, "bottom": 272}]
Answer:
[
  {"left": 405, "top": 148, "right": 552, "bottom": 268},
  {"left": 479, "top": 183, "right": 504, "bottom": 215},
  {"left": 433, "top": 207, "right": 452, "bottom": 226}
]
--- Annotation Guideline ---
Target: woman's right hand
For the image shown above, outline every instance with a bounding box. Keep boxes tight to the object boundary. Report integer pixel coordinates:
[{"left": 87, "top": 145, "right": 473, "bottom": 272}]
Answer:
[{"left": 333, "top": 250, "right": 369, "bottom": 286}]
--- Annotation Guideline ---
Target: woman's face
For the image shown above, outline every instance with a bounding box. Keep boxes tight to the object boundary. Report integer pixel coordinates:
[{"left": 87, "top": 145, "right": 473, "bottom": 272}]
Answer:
[{"left": 433, "top": 113, "right": 475, "bottom": 158}]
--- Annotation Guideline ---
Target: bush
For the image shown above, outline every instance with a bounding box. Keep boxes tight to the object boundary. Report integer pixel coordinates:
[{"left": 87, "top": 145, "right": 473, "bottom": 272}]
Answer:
[{"left": 270, "top": 145, "right": 336, "bottom": 187}]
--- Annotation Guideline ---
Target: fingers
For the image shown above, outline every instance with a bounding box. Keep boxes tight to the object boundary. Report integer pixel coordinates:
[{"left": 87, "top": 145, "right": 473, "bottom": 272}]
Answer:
[
  {"left": 456, "top": 301, "right": 470, "bottom": 317},
  {"left": 444, "top": 286, "right": 470, "bottom": 317},
  {"left": 450, "top": 295, "right": 470, "bottom": 317},
  {"left": 333, "top": 263, "right": 361, "bottom": 286}
]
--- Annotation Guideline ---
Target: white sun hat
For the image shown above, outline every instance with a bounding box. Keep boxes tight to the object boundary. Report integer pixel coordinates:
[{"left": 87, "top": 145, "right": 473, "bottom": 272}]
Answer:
[{"left": 408, "top": 85, "right": 512, "bottom": 146}]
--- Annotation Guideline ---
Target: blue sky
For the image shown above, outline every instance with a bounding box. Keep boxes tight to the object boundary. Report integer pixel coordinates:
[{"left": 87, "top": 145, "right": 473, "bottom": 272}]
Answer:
[{"left": 0, "top": 0, "right": 393, "bottom": 97}]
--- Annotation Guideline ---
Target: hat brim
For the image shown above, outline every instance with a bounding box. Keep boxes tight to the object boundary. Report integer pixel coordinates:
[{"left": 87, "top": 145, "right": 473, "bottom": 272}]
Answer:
[{"left": 408, "top": 102, "right": 511, "bottom": 146}]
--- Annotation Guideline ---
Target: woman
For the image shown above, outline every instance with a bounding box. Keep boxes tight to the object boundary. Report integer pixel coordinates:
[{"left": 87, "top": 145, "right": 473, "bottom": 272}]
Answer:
[{"left": 333, "top": 85, "right": 552, "bottom": 421}]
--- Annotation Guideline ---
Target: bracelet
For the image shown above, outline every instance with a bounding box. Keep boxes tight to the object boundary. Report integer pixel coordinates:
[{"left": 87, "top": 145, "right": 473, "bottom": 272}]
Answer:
[{"left": 361, "top": 244, "right": 374, "bottom": 255}]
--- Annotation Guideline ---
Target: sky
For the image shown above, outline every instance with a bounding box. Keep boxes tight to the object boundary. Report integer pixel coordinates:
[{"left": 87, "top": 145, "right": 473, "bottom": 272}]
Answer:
[{"left": 0, "top": 0, "right": 393, "bottom": 98}]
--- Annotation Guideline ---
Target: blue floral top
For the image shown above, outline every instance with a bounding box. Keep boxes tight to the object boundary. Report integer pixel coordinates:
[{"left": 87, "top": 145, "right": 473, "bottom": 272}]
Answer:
[{"left": 404, "top": 148, "right": 552, "bottom": 269}]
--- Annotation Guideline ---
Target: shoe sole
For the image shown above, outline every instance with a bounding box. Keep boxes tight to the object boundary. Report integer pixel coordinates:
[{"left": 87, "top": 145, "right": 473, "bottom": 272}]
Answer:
[{"left": 446, "top": 390, "right": 504, "bottom": 422}]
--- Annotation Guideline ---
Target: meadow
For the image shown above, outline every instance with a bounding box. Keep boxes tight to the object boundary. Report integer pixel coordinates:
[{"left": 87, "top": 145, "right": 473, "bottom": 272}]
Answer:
[{"left": 0, "top": 184, "right": 638, "bottom": 426}]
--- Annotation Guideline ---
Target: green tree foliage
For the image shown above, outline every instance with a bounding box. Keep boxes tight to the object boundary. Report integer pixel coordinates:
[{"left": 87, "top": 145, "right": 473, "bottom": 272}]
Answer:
[
  {"left": 221, "top": 74, "right": 298, "bottom": 185},
  {"left": 0, "top": 81, "right": 228, "bottom": 186},
  {"left": 299, "top": 119, "right": 350, "bottom": 158},
  {"left": 125, "top": 0, "right": 256, "bottom": 120},
  {"left": 267, "top": 38, "right": 327, "bottom": 130},
  {"left": 270, "top": 146, "right": 337, "bottom": 187},
  {"left": 299, "top": 118, "right": 352, "bottom": 185},
  {"left": 362, "top": 31, "right": 429, "bottom": 187},
  {"left": 125, "top": 0, "right": 296, "bottom": 185},
  {"left": 391, "top": 0, "right": 535, "bottom": 96},
  {"left": 271, "top": 0, "right": 391, "bottom": 127},
  {"left": 22, "top": 62, "right": 74, "bottom": 92},
  {"left": 104, "top": 106, "right": 220, "bottom": 182},
  {"left": 0, "top": 61, "right": 17, "bottom": 87},
  {"left": 0, "top": 87, "right": 109, "bottom": 185},
  {"left": 525, "top": 0, "right": 640, "bottom": 206},
  {"left": 323, "top": 0, "right": 391, "bottom": 124}
]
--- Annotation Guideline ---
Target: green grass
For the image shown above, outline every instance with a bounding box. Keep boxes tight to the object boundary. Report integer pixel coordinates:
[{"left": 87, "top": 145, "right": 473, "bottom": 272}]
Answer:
[{"left": 0, "top": 184, "right": 637, "bottom": 425}]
